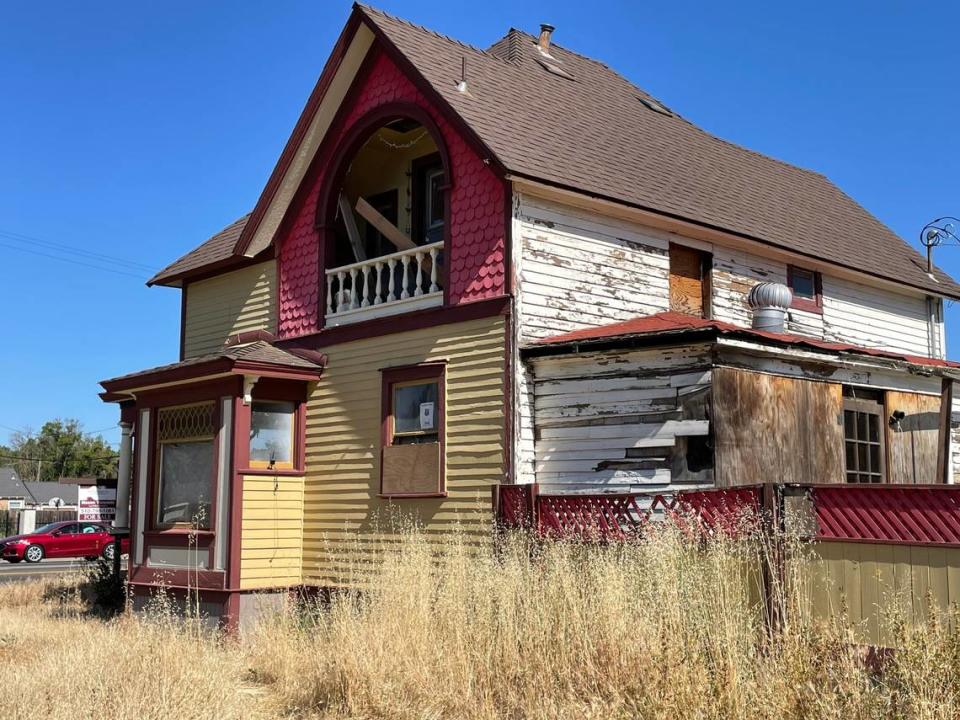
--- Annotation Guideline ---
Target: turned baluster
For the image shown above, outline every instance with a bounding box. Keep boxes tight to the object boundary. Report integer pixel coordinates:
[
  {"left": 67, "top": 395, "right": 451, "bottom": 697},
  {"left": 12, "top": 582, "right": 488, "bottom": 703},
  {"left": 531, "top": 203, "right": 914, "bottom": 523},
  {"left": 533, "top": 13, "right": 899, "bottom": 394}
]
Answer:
[
  {"left": 387, "top": 258, "right": 397, "bottom": 302},
  {"left": 373, "top": 261, "right": 384, "bottom": 305},
  {"left": 360, "top": 264, "right": 372, "bottom": 308},
  {"left": 429, "top": 247, "right": 439, "bottom": 294},
  {"left": 414, "top": 251, "right": 424, "bottom": 297},
  {"left": 400, "top": 255, "right": 411, "bottom": 299},
  {"left": 349, "top": 268, "right": 359, "bottom": 310}
]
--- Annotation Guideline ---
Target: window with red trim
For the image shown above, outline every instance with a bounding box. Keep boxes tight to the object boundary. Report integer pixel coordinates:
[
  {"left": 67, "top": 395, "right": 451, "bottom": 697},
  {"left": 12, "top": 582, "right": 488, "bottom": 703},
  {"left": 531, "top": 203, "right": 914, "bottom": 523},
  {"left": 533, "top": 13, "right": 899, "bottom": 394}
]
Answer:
[
  {"left": 381, "top": 364, "right": 445, "bottom": 497},
  {"left": 787, "top": 265, "right": 823, "bottom": 314}
]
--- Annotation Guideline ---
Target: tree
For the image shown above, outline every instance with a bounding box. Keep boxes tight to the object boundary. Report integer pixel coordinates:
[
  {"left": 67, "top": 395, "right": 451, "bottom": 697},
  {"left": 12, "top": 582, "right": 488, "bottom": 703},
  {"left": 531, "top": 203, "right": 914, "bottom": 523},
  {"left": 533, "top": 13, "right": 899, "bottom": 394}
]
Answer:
[{"left": 0, "top": 419, "right": 117, "bottom": 482}]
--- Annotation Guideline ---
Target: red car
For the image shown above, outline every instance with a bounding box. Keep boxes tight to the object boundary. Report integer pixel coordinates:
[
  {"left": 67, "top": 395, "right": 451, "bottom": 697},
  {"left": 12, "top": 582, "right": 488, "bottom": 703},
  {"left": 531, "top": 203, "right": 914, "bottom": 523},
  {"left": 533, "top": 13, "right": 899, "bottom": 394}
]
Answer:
[{"left": 1, "top": 521, "right": 129, "bottom": 563}]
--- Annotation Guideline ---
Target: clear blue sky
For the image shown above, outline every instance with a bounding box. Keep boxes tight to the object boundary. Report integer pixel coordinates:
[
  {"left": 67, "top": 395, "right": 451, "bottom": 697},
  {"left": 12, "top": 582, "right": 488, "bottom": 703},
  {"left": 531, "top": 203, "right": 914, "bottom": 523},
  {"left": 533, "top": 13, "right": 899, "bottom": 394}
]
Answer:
[{"left": 2, "top": 1, "right": 958, "bottom": 450}]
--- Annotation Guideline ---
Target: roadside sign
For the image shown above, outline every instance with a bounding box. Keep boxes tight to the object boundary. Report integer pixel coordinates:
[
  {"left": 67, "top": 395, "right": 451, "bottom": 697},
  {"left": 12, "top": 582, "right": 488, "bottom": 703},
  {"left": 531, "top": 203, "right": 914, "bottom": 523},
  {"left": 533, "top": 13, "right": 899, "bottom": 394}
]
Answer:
[{"left": 78, "top": 485, "right": 117, "bottom": 522}]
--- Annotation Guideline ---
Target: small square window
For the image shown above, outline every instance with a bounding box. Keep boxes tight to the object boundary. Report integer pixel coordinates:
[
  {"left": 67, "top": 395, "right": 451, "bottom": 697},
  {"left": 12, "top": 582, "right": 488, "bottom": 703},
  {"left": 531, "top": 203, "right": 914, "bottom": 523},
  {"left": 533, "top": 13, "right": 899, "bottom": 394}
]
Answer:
[
  {"left": 250, "top": 401, "right": 296, "bottom": 469},
  {"left": 787, "top": 266, "right": 822, "bottom": 313}
]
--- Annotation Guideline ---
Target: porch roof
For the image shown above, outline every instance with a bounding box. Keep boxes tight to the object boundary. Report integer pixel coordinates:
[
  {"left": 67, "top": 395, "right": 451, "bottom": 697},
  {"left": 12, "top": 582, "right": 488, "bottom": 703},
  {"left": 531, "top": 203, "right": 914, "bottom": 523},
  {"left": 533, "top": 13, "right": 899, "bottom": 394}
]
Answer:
[
  {"left": 99, "top": 341, "right": 326, "bottom": 400},
  {"left": 525, "top": 311, "right": 960, "bottom": 373}
]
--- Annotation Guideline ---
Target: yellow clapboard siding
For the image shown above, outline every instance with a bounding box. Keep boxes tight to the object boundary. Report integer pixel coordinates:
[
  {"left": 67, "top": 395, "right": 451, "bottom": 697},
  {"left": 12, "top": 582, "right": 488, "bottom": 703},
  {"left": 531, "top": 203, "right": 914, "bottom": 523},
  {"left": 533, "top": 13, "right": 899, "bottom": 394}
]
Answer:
[
  {"left": 804, "top": 541, "right": 960, "bottom": 647},
  {"left": 302, "top": 315, "right": 506, "bottom": 585},
  {"left": 182, "top": 261, "right": 276, "bottom": 357},
  {"left": 239, "top": 473, "right": 304, "bottom": 589}
]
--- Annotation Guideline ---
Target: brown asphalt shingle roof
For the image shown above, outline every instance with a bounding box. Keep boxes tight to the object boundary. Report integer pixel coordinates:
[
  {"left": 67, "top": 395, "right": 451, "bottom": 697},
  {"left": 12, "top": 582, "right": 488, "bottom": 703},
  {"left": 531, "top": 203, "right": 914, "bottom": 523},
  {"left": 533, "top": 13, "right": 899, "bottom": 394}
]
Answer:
[
  {"left": 100, "top": 341, "right": 323, "bottom": 388},
  {"left": 359, "top": 5, "right": 959, "bottom": 298},
  {"left": 148, "top": 213, "right": 250, "bottom": 286},
  {"left": 149, "top": 4, "right": 960, "bottom": 299}
]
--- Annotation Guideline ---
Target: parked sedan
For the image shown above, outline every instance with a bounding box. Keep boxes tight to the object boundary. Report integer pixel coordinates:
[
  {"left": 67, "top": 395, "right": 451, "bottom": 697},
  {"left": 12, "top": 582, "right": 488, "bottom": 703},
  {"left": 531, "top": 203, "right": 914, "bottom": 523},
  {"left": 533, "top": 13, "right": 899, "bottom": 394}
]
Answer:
[{"left": 1, "top": 521, "right": 129, "bottom": 563}]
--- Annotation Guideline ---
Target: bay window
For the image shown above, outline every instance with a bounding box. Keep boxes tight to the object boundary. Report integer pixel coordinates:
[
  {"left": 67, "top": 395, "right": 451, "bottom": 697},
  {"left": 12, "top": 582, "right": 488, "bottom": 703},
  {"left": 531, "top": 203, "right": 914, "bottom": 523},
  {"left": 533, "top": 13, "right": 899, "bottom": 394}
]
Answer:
[{"left": 155, "top": 402, "right": 216, "bottom": 529}]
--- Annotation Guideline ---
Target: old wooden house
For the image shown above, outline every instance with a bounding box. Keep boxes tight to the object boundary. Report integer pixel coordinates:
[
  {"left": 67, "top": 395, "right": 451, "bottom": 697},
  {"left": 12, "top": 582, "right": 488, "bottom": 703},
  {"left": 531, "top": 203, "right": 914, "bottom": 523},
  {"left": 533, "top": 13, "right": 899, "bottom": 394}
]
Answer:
[{"left": 99, "top": 4, "right": 960, "bottom": 629}]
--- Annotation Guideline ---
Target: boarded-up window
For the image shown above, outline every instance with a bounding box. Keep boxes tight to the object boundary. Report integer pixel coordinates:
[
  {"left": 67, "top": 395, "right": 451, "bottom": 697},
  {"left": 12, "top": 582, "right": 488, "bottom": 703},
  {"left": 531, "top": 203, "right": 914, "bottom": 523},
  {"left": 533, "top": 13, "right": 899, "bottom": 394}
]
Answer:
[
  {"left": 669, "top": 243, "right": 710, "bottom": 317},
  {"left": 381, "top": 364, "right": 445, "bottom": 497},
  {"left": 712, "top": 368, "right": 844, "bottom": 486},
  {"left": 885, "top": 390, "right": 942, "bottom": 484}
]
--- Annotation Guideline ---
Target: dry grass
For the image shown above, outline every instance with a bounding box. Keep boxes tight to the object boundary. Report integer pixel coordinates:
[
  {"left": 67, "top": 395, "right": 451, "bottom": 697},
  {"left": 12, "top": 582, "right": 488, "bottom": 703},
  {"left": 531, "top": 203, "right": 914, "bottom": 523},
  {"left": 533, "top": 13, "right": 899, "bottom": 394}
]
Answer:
[
  {"left": 0, "top": 526, "right": 958, "bottom": 719},
  {"left": 0, "top": 573, "right": 257, "bottom": 720}
]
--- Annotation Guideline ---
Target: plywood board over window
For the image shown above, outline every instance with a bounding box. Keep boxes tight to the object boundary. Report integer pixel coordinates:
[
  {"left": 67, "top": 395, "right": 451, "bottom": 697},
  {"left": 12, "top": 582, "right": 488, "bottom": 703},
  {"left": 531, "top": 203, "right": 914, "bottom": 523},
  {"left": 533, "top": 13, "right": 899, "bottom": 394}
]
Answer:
[
  {"left": 669, "top": 243, "right": 710, "bottom": 317},
  {"left": 712, "top": 367, "right": 845, "bottom": 486},
  {"left": 885, "top": 391, "right": 942, "bottom": 484}
]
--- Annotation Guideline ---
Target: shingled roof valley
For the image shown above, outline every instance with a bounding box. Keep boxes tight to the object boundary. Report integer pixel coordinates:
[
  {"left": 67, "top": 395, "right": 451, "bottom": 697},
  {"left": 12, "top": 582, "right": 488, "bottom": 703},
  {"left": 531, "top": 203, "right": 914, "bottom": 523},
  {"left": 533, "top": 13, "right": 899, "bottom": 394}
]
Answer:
[{"left": 148, "top": 4, "right": 960, "bottom": 300}]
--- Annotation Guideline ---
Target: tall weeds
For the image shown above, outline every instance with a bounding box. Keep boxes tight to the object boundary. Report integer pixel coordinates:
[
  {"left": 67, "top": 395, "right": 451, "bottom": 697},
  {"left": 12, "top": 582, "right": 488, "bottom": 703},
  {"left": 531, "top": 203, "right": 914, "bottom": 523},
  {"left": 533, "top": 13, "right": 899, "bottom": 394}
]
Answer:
[
  {"left": 0, "top": 525, "right": 958, "bottom": 719},
  {"left": 243, "top": 524, "right": 960, "bottom": 720}
]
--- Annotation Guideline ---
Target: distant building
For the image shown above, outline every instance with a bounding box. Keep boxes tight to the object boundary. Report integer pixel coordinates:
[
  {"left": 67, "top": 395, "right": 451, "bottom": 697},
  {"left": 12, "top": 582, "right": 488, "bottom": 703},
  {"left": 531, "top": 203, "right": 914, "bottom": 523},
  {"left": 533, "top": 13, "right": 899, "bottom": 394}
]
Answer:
[{"left": 0, "top": 467, "right": 77, "bottom": 509}]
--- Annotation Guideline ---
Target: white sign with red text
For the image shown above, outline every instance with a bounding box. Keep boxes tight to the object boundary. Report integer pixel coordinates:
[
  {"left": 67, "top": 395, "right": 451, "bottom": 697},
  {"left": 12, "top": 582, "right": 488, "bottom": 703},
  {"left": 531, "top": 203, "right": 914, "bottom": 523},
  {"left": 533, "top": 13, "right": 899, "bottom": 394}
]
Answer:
[{"left": 78, "top": 485, "right": 117, "bottom": 522}]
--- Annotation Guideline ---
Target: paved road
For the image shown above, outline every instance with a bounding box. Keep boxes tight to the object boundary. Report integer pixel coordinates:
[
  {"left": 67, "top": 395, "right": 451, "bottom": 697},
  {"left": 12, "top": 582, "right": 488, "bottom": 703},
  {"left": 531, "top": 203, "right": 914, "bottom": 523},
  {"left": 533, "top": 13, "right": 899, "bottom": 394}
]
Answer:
[{"left": 0, "top": 559, "right": 90, "bottom": 583}]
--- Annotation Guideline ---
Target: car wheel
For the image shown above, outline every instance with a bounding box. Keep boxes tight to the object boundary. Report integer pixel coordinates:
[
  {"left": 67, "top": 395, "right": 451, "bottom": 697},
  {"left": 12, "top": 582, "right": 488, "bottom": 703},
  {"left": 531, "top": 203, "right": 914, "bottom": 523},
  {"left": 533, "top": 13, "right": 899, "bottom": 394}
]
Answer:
[
  {"left": 24, "top": 545, "right": 44, "bottom": 563},
  {"left": 101, "top": 543, "right": 116, "bottom": 561}
]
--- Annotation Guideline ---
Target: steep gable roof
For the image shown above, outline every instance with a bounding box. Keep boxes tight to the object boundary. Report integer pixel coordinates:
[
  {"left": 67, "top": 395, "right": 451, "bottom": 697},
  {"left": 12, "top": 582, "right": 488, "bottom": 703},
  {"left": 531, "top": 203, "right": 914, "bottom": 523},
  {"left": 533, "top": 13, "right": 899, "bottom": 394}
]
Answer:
[
  {"left": 357, "top": 5, "right": 959, "bottom": 298},
  {"left": 148, "top": 214, "right": 251, "bottom": 287},
  {"left": 149, "top": 4, "right": 960, "bottom": 300}
]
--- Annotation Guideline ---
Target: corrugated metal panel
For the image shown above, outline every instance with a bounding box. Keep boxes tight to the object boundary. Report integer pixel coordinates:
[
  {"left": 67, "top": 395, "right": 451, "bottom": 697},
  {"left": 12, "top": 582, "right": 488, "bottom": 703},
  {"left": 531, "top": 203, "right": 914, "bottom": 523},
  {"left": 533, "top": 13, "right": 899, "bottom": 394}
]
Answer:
[
  {"left": 240, "top": 473, "right": 304, "bottom": 589},
  {"left": 302, "top": 316, "right": 506, "bottom": 586},
  {"left": 183, "top": 261, "right": 276, "bottom": 357},
  {"left": 813, "top": 486, "right": 960, "bottom": 546}
]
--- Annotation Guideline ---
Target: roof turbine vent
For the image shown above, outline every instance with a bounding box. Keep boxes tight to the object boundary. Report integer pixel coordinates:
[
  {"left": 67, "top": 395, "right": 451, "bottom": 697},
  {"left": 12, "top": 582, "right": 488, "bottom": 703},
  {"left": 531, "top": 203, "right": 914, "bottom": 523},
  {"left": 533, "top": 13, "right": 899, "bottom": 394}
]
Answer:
[
  {"left": 746, "top": 281, "right": 792, "bottom": 333},
  {"left": 537, "top": 23, "right": 556, "bottom": 56}
]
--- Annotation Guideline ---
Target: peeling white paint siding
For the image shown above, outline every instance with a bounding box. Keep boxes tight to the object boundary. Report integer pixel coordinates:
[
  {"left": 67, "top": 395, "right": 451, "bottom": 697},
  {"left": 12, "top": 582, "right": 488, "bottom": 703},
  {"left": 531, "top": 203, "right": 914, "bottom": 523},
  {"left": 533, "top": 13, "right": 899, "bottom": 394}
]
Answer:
[
  {"left": 821, "top": 276, "right": 939, "bottom": 358},
  {"left": 952, "top": 396, "right": 960, "bottom": 484},
  {"left": 516, "top": 194, "right": 670, "bottom": 343},
  {"left": 514, "top": 194, "right": 943, "bottom": 359},
  {"left": 711, "top": 247, "right": 823, "bottom": 336},
  {"left": 529, "top": 344, "right": 713, "bottom": 494}
]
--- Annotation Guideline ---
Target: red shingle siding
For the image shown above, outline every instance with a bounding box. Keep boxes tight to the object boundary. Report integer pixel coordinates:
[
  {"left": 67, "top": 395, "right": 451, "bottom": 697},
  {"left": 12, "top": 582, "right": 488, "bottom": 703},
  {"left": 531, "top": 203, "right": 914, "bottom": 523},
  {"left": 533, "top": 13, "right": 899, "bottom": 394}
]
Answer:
[{"left": 276, "top": 50, "right": 505, "bottom": 338}]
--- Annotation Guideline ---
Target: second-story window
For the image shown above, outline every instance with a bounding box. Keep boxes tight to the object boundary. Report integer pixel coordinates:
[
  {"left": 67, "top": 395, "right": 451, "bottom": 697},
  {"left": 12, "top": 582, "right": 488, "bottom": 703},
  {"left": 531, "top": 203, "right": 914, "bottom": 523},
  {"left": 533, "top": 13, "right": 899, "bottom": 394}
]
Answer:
[
  {"left": 787, "top": 265, "right": 823, "bottom": 314},
  {"left": 669, "top": 243, "right": 712, "bottom": 318}
]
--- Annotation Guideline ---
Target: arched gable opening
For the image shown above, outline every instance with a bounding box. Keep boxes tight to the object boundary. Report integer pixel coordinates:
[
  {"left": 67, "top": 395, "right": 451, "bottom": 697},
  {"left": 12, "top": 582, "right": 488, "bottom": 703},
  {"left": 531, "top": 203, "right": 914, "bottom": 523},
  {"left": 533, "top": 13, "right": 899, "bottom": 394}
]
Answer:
[{"left": 316, "top": 102, "right": 452, "bottom": 319}]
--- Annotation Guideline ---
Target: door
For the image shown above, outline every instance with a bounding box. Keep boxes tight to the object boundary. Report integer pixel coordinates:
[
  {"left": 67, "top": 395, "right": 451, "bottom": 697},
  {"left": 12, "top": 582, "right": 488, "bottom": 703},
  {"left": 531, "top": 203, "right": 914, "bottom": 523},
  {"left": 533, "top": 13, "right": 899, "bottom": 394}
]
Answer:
[{"left": 46, "top": 523, "right": 80, "bottom": 558}]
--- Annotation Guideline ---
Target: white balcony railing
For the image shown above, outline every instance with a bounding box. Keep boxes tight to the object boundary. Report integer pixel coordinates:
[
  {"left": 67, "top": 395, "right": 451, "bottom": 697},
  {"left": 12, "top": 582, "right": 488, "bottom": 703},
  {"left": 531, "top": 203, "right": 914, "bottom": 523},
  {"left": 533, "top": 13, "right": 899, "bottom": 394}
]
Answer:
[{"left": 325, "top": 241, "right": 444, "bottom": 326}]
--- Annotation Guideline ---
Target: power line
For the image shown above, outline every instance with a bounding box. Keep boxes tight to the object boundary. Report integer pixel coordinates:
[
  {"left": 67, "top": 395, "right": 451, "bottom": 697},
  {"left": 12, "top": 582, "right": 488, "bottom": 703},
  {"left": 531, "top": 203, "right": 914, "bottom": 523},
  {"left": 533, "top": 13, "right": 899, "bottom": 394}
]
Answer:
[
  {"left": 0, "top": 227, "right": 158, "bottom": 272},
  {"left": 0, "top": 240, "right": 150, "bottom": 280},
  {"left": 0, "top": 451, "right": 119, "bottom": 463}
]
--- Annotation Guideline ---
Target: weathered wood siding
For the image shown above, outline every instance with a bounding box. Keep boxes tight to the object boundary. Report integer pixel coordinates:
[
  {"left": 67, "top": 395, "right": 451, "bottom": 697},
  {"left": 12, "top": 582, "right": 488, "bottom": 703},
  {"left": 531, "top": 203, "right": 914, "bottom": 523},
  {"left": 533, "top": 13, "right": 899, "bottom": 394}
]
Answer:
[
  {"left": 302, "top": 316, "right": 506, "bottom": 586},
  {"left": 712, "top": 367, "right": 845, "bottom": 486},
  {"left": 712, "top": 246, "right": 941, "bottom": 358},
  {"left": 239, "top": 473, "right": 304, "bottom": 590},
  {"left": 514, "top": 192, "right": 942, "bottom": 358},
  {"left": 885, "top": 391, "right": 942, "bottom": 484},
  {"left": 798, "top": 541, "right": 960, "bottom": 647},
  {"left": 182, "top": 261, "right": 277, "bottom": 357},
  {"left": 516, "top": 195, "right": 669, "bottom": 342},
  {"left": 529, "top": 343, "right": 713, "bottom": 493}
]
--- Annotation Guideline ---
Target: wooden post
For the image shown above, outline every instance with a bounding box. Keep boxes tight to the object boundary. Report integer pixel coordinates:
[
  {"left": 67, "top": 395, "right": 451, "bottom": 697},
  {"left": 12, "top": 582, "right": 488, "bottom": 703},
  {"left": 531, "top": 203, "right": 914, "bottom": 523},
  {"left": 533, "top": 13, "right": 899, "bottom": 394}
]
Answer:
[
  {"left": 936, "top": 378, "right": 954, "bottom": 484},
  {"left": 760, "top": 482, "right": 786, "bottom": 635},
  {"left": 337, "top": 193, "right": 366, "bottom": 263}
]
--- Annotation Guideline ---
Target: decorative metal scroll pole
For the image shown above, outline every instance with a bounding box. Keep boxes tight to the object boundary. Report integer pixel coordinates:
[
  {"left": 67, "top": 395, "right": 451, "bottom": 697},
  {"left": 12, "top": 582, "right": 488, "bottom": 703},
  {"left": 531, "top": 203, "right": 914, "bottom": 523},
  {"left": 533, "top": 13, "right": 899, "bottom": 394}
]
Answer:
[{"left": 921, "top": 217, "right": 960, "bottom": 274}]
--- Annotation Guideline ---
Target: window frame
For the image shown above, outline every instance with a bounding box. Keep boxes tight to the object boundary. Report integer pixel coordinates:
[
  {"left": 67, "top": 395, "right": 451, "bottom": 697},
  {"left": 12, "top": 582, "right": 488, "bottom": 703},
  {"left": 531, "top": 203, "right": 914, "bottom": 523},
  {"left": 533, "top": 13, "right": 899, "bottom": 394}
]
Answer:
[
  {"left": 787, "top": 265, "right": 823, "bottom": 314},
  {"left": 248, "top": 399, "right": 298, "bottom": 471},
  {"left": 152, "top": 401, "right": 219, "bottom": 531},
  {"left": 411, "top": 152, "right": 445, "bottom": 246},
  {"left": 380, "top": 362, "right": 446, "bottom": 498},
  {"left": 842, "top": 394, "right": 886, "bottom": 484}
]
